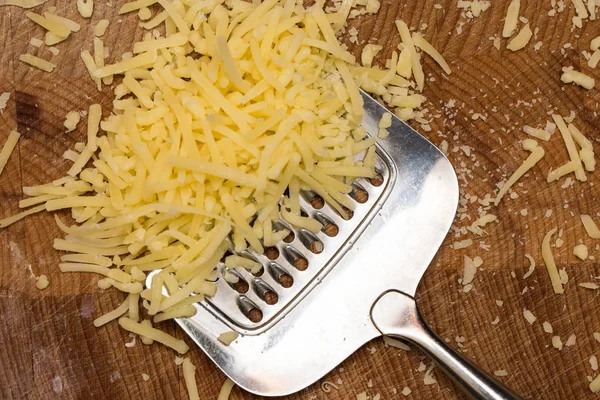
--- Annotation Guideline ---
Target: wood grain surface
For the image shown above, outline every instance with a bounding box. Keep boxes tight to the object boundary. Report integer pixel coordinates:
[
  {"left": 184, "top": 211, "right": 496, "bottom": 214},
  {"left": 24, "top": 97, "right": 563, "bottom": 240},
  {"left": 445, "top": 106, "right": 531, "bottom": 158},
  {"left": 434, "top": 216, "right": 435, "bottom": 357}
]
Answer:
[{"left": 1, "top": 0, "right": 600, "bottom": 399}]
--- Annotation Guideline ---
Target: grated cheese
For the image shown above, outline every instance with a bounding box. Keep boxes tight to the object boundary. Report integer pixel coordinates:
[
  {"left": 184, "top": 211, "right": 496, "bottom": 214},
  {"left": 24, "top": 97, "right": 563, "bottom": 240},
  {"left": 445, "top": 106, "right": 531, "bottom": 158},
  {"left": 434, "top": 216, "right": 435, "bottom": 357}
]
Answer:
[
  {"left": 217, "top": 378, "right": 235, "bottom": 400},
  {"left": 0, "top": 130, "right": 21, "bottom": 176},
  {"left": 553, "top": 114, "right": 586, "bottom": 181},
  {"left": 542, "top": 228, "right": 564, "bottom": 294},
  {"left": 574, "top": 244, "right": 589, "bottom": 260},
  {"left": 217, "top": 331, "right": 239, "bottom": 346},
  {"left": 19, "top": 54, "right": 56, "bottom": 72},
  {"left": 523, "top": 309, "right": 536, "bottom": 324},
  {"left": 182, "top": 358, "right": 200, "bottom": 400},
  {"left": 494, "top": 144, "right": 544, "bottom": 205},
  {"left": 507, "top": 23, "right": 532, "bottom": 51},
  {"left": 383, "top": 336, "right": 411, "bottom": 351},
  {"left": 561, "top": 68, "right": 595, "bottom": 89},
  {"left": 581, "top": 215, "right": 600, "bottom": 239},
  {"left": 502, "top": 0, "right": 520, "bottom": 38},
  {"left": 77, "top": 0, "right": 94, "bottom": 18},
  {"left": 94, "top": 19, "right": 109, "bottom": 36},
  {"left": 35, "top": 274, "right": 49, "bottom": 290}
]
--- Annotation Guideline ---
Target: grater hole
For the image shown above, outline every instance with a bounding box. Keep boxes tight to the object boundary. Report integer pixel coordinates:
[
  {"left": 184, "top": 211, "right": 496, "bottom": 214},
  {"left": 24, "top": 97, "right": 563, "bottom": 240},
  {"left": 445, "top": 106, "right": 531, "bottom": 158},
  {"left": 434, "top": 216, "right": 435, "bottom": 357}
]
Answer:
[
  {"left": 254, "top": 279, "right": 278, "bottom": 305},
  {"left": 269, "top": 262, "right": 294, "bottom": 288},
  {"left": 265, "top": 246, "right": 280, "bottom": 260},
  {"left": 314, "top": 213, "right": 339, "bottom": 237},
  {"left": 369, "top": 172, "right": 384, "bottom": 187},
  {"left": 238, "top": 296, "right": 263, "bottom": 323},
  {"left": 310, "top": 194, "right": 325, "bottom": 209},
  {"left": 299, "top": 230, "right": 324, "bottom": 254},
  {"left": 247, "top": 308, "right": 263, "bottom": 323},
  {"left": 351, "top": 184, "right": 369, "bottom": 204},
  {"left": 340, "top": 206, "right": 354, "bottom": 220},
  {"left": 283, "top": 231, "right": 295, "bottom": 243},
  {"left": 284, "top": 246, "right": 309, "bottom": 271},
  {"left": 233, "top": 280, "right": 249, "bottom": 294}
]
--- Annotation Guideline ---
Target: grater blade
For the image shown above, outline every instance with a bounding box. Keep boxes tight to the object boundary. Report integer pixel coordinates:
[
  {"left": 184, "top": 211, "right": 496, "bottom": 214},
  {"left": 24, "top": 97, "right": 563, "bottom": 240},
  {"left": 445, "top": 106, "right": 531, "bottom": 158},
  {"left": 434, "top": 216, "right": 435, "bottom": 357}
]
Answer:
[{"left": 159, "top": 91, "right": 459, "bottom": 396}]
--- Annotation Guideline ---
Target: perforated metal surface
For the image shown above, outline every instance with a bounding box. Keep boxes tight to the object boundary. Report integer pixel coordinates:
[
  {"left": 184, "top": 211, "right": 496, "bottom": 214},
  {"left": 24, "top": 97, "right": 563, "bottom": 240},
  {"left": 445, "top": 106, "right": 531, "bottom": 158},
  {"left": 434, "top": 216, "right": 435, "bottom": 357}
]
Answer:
[{"left": 202, "top": 152, "right": 394, "bottom": 332}]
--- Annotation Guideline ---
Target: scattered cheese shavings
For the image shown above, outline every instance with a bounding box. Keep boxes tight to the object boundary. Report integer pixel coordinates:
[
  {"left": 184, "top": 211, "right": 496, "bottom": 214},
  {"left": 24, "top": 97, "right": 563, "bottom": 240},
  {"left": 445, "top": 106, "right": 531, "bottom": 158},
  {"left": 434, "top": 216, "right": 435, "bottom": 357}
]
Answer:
[
  {"left": 561, "top": 68, "right": 595, "bottom": 89},
  {"left": 35, "top": 274, "right": 49, "bottom": 290},
  {"left": 594, "top": 332, "right": 600, "bottom": 344},
  {"left": 574, "top": 244, "right": 589, "bottom": 260},
  {"left": 565, "top": 334, "right": 576, "bottom": 346},
  {"left": 543, "top": 322, "right": 553, "bottom": 333},
  {"left": 402, "top": 386, "right": 412, "bottom": 396},
  {"left": 494, "top": 370, "right": 509, "bottom": 377},
  {"left": 591, "top": 356, "right": 598, "bottom": 371},
  {"left": 579, "top": 282, "right": 599, "bottom": 290},
  {"left": 581, "top": 215, "right": 600, "bottom": 239},
  {"left": 142, "top": 373, "right": 150, "bottom": 381},
  {"left": 218, "top": 331, "right": 239, "bottom": 346},
  {"left": 523, "top": 309, "right": 536, "bottom": 324},
  {"left": 542, "top": 228, "right": 564, "bottom": 294},
  {"left": 507, "top": 23, "right": 532, "bottom": 51}
]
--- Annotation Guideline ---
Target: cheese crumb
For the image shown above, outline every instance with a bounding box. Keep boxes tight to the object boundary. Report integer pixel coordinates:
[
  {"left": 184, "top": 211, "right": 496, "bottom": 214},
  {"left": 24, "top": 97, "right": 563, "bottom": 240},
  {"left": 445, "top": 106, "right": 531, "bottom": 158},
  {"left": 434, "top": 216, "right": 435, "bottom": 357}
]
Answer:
[
  {"left": 561, "top": 68, "right": 595, "bottom": 89},
  {"left": 574, "top": 244, "right": 589, "bottom": 260},
  {"left": 523, "top": 309, "right": 536, "bottom": 324},
  {"left": 507, "top": 23, "right": 532, "bottom": 51},
  {"left": 494, "top": 370, "right": 508, "bottom": 377},
  {"left": 543, "top": 321, "right": 553, "bottom": 334},
  {"left": 217, "top": 331, "right": 239, "bottom": 346},
  {"left": 552, "top": 336, "right": 563, "bottom": 350},
  {"left": 402, "top": 386, "right": 412, "bottom": 396},
  {"left": 36, "top": 274, "right": 49, "bottom": 290}
]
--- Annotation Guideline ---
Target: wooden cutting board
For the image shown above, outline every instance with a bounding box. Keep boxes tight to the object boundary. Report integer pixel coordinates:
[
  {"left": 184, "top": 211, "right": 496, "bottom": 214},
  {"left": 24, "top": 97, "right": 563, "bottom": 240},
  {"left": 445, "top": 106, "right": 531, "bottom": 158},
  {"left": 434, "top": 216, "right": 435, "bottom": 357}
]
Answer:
[{"left": 1, "top": 0, "right": 600, "bottom": 398}]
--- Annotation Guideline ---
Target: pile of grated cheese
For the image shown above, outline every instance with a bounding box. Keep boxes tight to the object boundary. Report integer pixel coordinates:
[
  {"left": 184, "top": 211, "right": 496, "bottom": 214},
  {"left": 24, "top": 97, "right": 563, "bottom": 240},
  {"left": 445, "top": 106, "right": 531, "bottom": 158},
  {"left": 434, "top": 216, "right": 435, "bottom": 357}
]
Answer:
[{"left": 2, "top": 0, "right": 454, "bottom": 398}]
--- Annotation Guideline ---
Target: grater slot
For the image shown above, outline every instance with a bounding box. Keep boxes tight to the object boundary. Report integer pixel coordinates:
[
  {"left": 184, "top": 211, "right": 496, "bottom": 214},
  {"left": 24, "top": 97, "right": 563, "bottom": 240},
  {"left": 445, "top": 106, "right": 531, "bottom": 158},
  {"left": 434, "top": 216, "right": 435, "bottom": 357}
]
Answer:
[
  {"left": 223, "top": 268, "right": 250, "bottom": 294},
  {"left": 238, "top": 296, "right": 263, "bottom": 323},
  {"left": 253, "top": 279, "right": 278, "bottom": 305},
  {"left": 313, "top": 212, "right": 339, "bottom": 237},
  {"left": 264, "top": 246, "right": 280, "bottom": 260},
  {"left": 268, "top": 262, "right": 294, "bottom": 288},
  {"left": 350, "top": 182, "right": 369, "bottom": 204},
  {"left": 301, "top": 190, "right": 325, "bottom": 209},
  {"left": 283, "top": 246, "right": 309, "bottom": 271},
  {"left": 297, "top": 229, "right": 324, "bottom": 254}
]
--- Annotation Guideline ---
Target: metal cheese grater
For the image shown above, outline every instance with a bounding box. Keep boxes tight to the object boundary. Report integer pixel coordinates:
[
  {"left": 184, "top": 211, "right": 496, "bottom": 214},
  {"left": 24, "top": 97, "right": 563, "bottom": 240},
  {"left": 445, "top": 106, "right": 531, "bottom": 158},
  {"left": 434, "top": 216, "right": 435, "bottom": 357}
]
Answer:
[{"left": 165, "top": 92, "right": 522, "bottom": 399}]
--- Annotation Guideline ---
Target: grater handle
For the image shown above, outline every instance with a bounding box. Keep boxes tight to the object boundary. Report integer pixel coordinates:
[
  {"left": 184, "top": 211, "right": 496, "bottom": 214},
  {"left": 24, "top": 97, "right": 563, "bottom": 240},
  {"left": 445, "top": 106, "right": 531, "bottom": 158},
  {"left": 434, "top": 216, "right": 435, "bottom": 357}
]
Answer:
[{"left": 370, "top": 290, "right": 523, "bottom": 400}]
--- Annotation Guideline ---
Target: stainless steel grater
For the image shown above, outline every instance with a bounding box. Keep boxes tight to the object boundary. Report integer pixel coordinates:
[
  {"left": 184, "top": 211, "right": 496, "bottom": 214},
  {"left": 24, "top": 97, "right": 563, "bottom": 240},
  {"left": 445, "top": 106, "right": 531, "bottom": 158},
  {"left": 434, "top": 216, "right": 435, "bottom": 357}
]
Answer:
[{"left": 163, "top": 92, "right": 522, "bottom": 399}]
